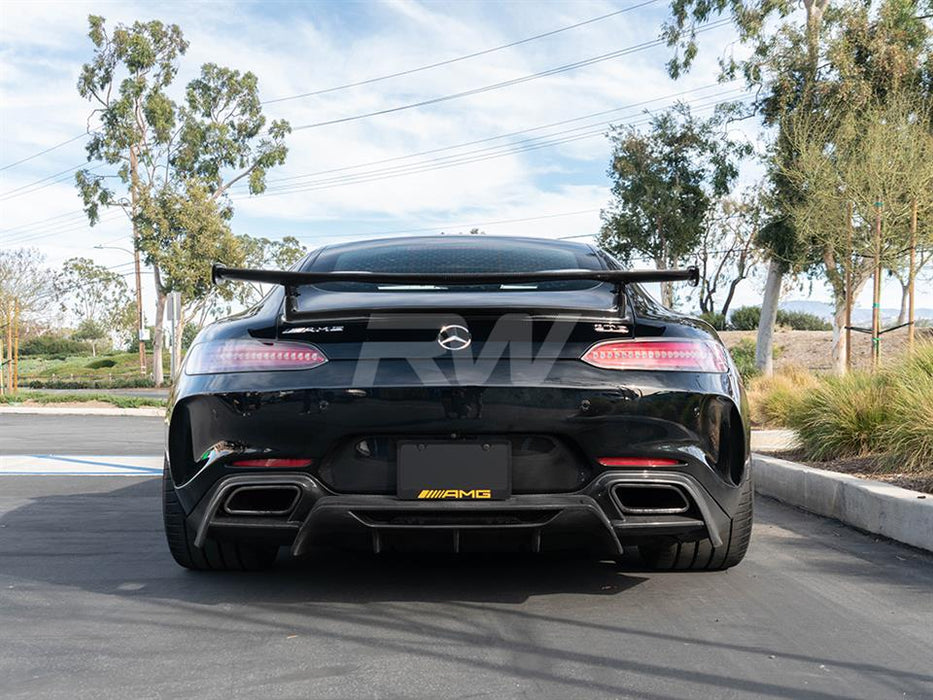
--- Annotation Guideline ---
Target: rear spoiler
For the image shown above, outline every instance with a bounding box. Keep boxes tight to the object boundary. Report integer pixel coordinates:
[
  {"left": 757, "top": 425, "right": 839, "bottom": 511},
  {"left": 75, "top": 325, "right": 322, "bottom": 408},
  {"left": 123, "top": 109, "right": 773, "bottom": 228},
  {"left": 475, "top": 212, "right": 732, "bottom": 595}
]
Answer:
[{"left": 212, "top": 263, "right": 699, "bottom": 322}]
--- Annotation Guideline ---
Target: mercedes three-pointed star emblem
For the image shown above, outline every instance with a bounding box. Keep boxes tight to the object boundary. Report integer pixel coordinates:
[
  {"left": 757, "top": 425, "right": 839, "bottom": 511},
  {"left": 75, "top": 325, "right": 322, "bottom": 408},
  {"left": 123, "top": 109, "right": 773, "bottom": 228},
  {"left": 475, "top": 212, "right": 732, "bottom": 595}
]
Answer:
[{"left": 437, "top": 324, "right": 472, "bottom": 351}]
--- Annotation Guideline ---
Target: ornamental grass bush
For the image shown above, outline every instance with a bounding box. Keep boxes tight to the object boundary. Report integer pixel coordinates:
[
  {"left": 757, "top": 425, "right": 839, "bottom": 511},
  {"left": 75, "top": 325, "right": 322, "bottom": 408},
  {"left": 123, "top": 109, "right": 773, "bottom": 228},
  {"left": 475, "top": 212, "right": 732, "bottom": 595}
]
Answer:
[
  {"left": 746, "top": 365, "right": 819, "bottom": 427},
  {"left": 788, "top": 371, "right": 890, "bottom": 461},
  {"left": 877, "top": 343, "right": 933, "bottom": 471},
  {"left": 749, "top": 344, "right": 933, "bottom": 471}
]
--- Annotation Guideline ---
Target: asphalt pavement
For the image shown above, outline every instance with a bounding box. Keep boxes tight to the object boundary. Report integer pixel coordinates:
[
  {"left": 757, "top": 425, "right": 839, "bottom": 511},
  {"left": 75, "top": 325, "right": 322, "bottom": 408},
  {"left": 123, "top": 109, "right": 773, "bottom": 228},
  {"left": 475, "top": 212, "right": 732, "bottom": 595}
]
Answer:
[
  {"left": 0, "top": 473, "right": 931, "bottom": 699},
  {"left": 0, "top": 414, "right": 164, "bottom": 455}
]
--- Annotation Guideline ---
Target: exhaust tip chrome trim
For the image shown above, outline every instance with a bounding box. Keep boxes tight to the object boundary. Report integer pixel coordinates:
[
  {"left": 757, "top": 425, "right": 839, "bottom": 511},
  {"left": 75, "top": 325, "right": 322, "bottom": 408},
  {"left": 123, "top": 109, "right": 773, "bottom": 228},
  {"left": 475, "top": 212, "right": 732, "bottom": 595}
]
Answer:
[
  {"left": 610, "top": 483, "right": 690, "bottom": 515},
  {"left": 222, "top": 484, "right": 301, "bottom": 517}
]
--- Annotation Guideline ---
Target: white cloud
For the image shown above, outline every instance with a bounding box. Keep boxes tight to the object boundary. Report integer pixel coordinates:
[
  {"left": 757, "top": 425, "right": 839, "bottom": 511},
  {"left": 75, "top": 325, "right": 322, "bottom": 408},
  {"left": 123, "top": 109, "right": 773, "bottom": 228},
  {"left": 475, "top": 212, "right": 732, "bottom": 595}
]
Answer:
[{"left": 2, "top": 0, "right": 930, "bottom": 315}]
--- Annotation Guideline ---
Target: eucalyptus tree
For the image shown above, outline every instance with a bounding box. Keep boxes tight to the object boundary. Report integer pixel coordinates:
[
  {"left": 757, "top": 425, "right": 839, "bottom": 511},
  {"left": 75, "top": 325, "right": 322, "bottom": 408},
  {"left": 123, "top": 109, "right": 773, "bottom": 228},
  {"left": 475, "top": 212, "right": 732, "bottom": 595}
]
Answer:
[
  {"left": 55, "top": 257, "right": 132, "bottom": 354},
  {"left": 75, "top": 15, "right": 290, "bottom": 385},
  {"left": 0, "top": 248, "right": 53, "bottom": 322},
  {"left": 662, "top": 0, "right": 932, "bottom": 373},
  {"left": 696, "top": 192, "right": 764, "bottom": 320},
  {"left": 232, "top": 234, "right": 307, "bottom": 307},
  {"left": 599, "top": 104, "right": 748, "bottom": 308},
  {"left": 662, "top": 0, "right": 833, "bottom": 374}
]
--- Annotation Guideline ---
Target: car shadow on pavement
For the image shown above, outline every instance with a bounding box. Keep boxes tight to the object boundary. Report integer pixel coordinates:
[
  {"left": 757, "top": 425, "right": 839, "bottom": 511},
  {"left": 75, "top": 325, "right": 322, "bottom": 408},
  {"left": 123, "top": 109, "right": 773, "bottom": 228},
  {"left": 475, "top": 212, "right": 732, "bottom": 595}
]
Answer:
[
  {"left": 3, "top": 479, "right": 933, "bottom": 699},
  {"left": 0, "top": 478, "right": 649, "bottom": 604}
]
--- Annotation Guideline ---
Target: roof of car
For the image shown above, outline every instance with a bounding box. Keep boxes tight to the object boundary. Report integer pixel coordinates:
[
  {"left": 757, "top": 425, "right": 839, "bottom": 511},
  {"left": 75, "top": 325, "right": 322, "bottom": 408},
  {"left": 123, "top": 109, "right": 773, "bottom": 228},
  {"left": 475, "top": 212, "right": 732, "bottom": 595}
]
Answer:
[{"left": 317, "top": 234, "right": 596, "bottom": 255}]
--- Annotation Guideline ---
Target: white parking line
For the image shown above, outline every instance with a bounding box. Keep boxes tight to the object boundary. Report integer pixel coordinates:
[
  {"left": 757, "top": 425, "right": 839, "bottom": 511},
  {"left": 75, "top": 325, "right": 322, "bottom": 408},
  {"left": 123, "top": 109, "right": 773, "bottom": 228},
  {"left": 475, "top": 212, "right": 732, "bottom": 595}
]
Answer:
[{"left": 0, "top": 455, "right": 163, "bottom": 476}]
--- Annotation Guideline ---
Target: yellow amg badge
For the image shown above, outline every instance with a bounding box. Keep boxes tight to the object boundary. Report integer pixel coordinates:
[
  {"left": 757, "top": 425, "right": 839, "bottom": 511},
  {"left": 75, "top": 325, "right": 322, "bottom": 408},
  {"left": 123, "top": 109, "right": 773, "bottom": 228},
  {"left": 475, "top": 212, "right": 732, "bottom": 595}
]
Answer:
[{"left": 417, "top": 489, "right": 492, "bottom": 499}]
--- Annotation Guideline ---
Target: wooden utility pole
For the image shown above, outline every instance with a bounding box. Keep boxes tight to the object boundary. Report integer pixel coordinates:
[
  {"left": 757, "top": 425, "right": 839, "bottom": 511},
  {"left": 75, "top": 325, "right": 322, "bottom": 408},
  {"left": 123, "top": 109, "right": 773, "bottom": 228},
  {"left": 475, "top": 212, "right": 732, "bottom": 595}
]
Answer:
[
  {"left": 13, "top": 298, "right": 19, "bottom": 392},
  {"left": 130, "top": 144, "right": 146, "bottom": 376},
  {"left": 871, "top": 202, "right": 883, "bottom": 370},
  {"left": 908, "top": 198, "right": 918, "bottom": 349},
  {"left": 845, "top": 200, "right": 853, "bottom": 371},
  {"left": 5, "top": 302, "right": 13, "bottom": 393},
  {"left": 0, "top": 304, "right": 6, "bottom": 396}
]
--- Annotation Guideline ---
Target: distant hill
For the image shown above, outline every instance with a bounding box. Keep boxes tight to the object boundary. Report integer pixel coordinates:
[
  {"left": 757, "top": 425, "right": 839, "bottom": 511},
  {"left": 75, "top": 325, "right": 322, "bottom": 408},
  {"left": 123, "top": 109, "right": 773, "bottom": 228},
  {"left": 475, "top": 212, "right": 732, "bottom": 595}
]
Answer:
[{"left": 780, "top": 300, "right": 933, "bottom": 324}]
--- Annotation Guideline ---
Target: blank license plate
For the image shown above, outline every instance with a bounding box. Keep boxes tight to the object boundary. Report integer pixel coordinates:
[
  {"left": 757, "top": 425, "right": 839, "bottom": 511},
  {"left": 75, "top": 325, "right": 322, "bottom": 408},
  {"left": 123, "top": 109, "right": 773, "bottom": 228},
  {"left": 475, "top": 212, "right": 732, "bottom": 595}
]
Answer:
[{"left": 397, "top": 441, "right": 511, "bottom": 500}]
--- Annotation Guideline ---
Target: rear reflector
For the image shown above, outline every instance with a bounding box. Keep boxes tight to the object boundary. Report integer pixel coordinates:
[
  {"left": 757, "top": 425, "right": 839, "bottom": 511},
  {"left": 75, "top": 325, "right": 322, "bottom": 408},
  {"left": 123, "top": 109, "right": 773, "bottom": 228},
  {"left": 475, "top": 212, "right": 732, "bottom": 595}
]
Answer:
[
  {"left": 185, "top": 339, "right": 327, "bottom": 375},
  {"left": 598, "top": 457, "right": 683, "bottom": 467},
  {"left": 230, "top": 458, "right": 313, "bottom": 468},
  {"left": 582, "top": 339, "right": 729, "bottom": 373}
]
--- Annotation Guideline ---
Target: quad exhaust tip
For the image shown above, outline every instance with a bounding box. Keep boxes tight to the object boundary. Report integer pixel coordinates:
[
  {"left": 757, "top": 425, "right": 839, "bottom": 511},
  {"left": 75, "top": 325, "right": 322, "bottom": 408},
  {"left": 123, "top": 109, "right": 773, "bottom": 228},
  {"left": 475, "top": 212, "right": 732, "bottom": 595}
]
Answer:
[
  {"left": 611, "top": 483, "right": 690, "bottom": 515},
  {"left": 223, "top": 484, "right": 301, "bottom": 517}
]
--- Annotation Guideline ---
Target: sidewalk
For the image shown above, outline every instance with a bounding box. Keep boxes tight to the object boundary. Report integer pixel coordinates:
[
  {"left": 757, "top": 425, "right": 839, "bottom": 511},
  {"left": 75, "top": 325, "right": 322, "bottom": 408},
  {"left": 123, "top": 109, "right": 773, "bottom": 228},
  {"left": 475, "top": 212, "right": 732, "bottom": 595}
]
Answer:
[{"left": 0, "top": 405, "right": 164, "bottom": 417}]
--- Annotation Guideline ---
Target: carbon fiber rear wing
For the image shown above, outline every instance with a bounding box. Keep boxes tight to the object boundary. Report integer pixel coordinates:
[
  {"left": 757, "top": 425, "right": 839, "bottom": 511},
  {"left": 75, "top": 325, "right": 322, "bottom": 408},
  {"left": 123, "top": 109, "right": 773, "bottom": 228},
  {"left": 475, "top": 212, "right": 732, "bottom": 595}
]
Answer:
[{"left": 211, "top": 263, "right": 699, "bottom": 322}]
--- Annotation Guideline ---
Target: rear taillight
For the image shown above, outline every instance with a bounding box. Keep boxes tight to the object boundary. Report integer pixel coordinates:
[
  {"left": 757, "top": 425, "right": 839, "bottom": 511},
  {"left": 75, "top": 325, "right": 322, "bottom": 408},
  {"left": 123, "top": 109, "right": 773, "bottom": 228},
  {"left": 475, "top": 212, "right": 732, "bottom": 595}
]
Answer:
[
  {"left": 230, "top": 458, "right": 313, "bottom": 468},
  {"left": 598, "top": 457, "right": 683, "bottom": 467},
  {"left": 581, "top": 339, "right": 729, "bottom": 373},
  {"left": 185, "top": 339, "right": 327, "bottom": 375}
]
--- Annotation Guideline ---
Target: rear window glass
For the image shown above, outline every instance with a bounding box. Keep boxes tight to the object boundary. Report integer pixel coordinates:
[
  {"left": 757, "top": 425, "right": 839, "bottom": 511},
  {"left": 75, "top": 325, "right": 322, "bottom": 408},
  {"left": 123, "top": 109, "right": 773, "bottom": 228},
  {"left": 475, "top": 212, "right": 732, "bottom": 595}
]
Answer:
[{"left": 306, "top": 238, "right": 603, "bottom": 292}]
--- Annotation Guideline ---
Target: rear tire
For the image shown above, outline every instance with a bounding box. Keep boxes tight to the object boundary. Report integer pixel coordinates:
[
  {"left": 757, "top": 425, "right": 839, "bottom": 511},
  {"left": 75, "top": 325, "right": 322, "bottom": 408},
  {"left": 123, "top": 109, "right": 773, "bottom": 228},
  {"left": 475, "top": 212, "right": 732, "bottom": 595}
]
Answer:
[
  {"left": 162, "top": 462, "right": 278, "bottom": 571},
  {"left": 637, "top": 475, "right": 753, "bottom": 571}
]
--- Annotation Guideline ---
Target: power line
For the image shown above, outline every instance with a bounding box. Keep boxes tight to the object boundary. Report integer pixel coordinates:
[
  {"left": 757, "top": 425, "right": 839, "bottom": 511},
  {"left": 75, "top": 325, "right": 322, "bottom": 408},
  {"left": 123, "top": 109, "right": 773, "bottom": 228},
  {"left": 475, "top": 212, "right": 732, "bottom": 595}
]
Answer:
[
  {"left": 0, "top": 164, "right": 103, "bottom": 203},
  {"left": 293, "top": 208, "right": 603, "bottom": 243},
  {"left": 258, "top": 82, "right": 739, "bottom": 188},
  {"left": 3, "top": 88, "right": 749, "bottom": 245},
  {"left": 0, "top": 133, "right": 86, "bottom": 172},
  {"left": 0, "top": 5, "right": 668, "bottom": 176},
  {"left": 236, "top": 92, "right": 751, "bottom": 199},
  {"left": 4, "top": 211, "right": 124, "bottom": 246},
  {"left": 262, "top": 0, "right": 662, "bottom": 105},
  {"left": 0, "top": 162, "right": 90, "bottom": 199},
  {"left": 289, "top": 20, "right": 731, "bottom": 131},
  {"left": 0, "top": 210, "right": 87, "bottom": 235}
]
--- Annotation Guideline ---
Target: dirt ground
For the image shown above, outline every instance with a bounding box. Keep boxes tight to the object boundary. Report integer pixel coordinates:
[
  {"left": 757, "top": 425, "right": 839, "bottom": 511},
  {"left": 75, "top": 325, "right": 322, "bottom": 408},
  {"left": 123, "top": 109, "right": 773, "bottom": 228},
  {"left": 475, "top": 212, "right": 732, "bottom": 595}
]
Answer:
[{"left": 718, "top": 326, "right": 931, "bottom": 372}]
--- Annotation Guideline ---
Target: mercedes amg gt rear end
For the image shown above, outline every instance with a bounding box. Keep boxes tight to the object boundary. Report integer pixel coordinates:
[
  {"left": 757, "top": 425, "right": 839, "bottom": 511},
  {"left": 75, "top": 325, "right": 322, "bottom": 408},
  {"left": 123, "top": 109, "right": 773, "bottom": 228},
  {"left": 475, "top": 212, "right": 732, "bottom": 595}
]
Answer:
[{"left": 163, "top": 236, "right": 752, "bottom": 571}]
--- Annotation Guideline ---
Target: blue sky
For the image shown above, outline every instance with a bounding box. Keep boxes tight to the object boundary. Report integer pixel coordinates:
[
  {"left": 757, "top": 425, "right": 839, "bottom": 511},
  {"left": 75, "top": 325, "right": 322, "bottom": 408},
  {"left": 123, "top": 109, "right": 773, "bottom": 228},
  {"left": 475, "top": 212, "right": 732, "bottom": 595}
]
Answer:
[{"left": 1, "top": 0, "right": 929, "bottom": 318}]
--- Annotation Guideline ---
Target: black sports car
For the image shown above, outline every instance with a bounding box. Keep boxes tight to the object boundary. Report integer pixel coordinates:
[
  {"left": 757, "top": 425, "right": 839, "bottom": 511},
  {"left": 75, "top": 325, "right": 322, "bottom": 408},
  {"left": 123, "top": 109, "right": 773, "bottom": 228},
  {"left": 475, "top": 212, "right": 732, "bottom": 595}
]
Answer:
[{"left": 163, "top": 235, "right": 752, "bottom": 571}]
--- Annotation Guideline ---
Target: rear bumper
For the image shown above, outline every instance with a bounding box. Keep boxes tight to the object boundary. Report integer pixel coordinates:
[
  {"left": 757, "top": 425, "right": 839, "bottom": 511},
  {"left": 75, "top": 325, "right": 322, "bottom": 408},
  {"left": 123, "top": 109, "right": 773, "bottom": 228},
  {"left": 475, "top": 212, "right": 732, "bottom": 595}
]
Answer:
[
  {"left": 168, "top": 372, "right": 749, "bottom": 555},
  {"left": 186, "top": 470, "right": 735, "bottom": 557}
]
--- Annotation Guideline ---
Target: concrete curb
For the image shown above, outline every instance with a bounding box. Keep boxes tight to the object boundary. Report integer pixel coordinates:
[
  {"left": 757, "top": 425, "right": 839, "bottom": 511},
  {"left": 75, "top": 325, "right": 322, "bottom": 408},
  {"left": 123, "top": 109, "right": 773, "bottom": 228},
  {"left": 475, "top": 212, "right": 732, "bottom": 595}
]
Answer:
[
  {"left": 0, "top": 406, "right": 164, "bottom": 418},
  {"left": 749, "top": 428, "right": 799, "bottom": 453},
  {"left": 754, "top": 454, "right": 933, "bottom": 553}
]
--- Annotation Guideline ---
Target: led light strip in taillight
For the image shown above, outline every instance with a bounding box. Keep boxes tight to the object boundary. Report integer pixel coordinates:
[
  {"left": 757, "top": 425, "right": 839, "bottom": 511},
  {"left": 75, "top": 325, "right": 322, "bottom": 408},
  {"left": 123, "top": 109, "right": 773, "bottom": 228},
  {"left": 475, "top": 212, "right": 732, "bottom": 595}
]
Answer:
[
  {"left": 598, "top": 457, "right": 683, "bottom": 467},
  {"left": 581, "top": 339, "right": 729, "bottom": 373},
  {"left": 230, "top": 458, "right": 313, "bottom": 468},
  {"left": 185, "top": 339, "right": 327, "bottom": 375}
]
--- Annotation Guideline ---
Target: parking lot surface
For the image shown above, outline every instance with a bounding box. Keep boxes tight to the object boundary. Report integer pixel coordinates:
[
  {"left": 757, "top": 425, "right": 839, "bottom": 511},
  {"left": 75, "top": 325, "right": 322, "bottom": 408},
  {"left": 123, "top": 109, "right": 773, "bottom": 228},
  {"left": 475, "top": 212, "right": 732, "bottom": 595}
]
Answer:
[
  {"left": 0, "top": 414, "right": 164, "bottom": 455},
  {"left": 1, "top": 472, "right": 931, "bottom": 699}
]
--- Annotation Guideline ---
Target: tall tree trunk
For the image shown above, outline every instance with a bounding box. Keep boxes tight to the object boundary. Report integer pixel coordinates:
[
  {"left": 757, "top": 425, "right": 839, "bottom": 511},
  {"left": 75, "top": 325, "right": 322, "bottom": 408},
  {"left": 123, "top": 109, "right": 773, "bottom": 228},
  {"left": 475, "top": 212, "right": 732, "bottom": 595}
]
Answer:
[
  {"left": 720, "top": 277, "right": 742, "bottom": 320},
  {"left": 831, "top": 297, "right": 847, "bottom": 376},
  {"left": 173, "top": 307, "right": 186, "bottom": 381},
  {"left": 756, "top": 258, "right": 783, "bottom": 376},
  {"left": 152, "top": 268, "right": 166, "bottom": 388},
  {"left": 896, "top": 280, "right": 909, "bottom": 326},
  {"left": 831, "top": 275, "right": 869, "bottom": 374}
]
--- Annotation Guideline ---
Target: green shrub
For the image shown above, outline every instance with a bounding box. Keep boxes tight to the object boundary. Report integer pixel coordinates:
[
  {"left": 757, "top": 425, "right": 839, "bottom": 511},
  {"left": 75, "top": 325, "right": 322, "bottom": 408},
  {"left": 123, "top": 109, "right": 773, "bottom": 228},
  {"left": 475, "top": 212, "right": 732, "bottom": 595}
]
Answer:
[
  {"left": 727, "top": 306, "right": 831, "bottom": 331},
  {"left": 776, "top": 310, "right": 831, "bottom": 331},
  {"left": 878, "top": 343, "right": 933, "bottom": 471},
  {"left": 86, "top": 358, "right": 117, "bottom": 369},
  {"left": 729, "top": 338, "right": 759, "bottom": 381},
  {"left": 729, "top": 306, "right": 760, "bottom": 331},
  {"left": 698, "top": 312, "right": 726, "bottom": 330},
  {"left": 20, "top": 335, "right": 90, "bottom": 357},
  {"left": 789, "top": 372, "right": 890, "bottom": 461},
  {"left": 22, "top": 376, "right": 159, "bottom": 390}
]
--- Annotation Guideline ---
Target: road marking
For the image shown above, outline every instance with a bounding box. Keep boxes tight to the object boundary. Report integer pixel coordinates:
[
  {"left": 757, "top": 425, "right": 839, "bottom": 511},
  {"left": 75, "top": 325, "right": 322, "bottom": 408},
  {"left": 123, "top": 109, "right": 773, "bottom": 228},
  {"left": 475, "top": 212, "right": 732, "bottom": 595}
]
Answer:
[{"left": 0, "top": 455, "right": 162, "bottom": 476}]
